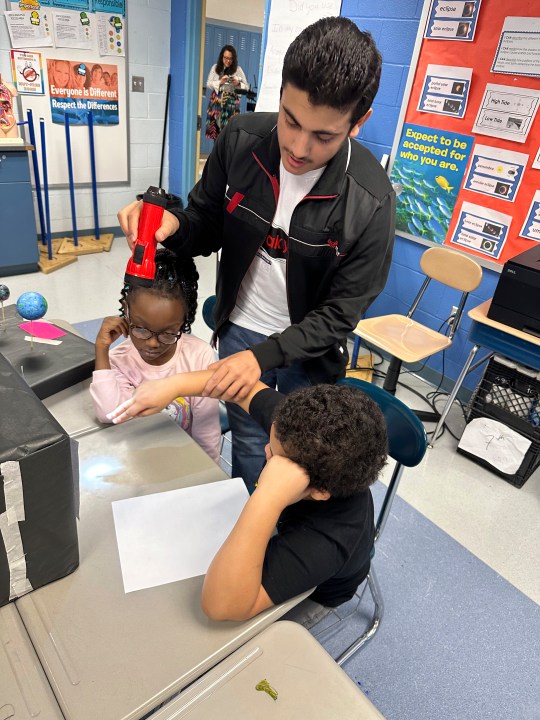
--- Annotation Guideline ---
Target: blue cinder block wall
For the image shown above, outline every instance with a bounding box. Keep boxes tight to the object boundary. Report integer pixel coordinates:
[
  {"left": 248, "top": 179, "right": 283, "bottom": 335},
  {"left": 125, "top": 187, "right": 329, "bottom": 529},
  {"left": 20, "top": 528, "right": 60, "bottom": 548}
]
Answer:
[{"left": 342, "top": 0, "right": 499, "bottom": 392}]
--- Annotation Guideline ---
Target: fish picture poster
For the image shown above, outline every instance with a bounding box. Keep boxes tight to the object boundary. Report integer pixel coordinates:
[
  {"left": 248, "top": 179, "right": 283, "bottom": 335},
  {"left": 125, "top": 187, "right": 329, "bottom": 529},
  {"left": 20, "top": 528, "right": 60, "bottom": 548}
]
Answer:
[
  {"left": 418, "top": 64, "right": 472, "bottom": 119},
  {"left": 450, "top": 201, "right": 512, "bottom": 259},
  {"left": 520, "top": 190, "right": 540, "bottom": 242},
  {"left": 391, "top": 123, "right": 474, "bottom": 245},
  {"left": 463, "top": 145, "right": 528, "bottom": 202}
]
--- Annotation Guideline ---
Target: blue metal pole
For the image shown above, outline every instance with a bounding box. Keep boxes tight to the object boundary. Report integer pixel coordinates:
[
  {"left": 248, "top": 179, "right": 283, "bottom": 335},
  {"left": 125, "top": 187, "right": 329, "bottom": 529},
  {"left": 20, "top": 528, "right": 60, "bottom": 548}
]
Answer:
[
  {"left": 39, "top": 118, "right": 52, "bottom": 261},
  {"left": 64, "top": 114, "right": 78, "bottom": 247},
  {"left": 27, "top": 109, "right": 46, "bottom": 245},
  {"left": 87, "top": 110, "right": 100, "bottom": 240}
]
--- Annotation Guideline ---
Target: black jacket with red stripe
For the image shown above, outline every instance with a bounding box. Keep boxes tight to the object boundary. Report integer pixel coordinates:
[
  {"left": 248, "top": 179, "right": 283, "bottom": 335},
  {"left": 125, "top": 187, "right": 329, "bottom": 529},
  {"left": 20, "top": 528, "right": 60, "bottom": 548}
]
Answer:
[{"left": 165, "top": 112, "right": 395, "bottom": 384}]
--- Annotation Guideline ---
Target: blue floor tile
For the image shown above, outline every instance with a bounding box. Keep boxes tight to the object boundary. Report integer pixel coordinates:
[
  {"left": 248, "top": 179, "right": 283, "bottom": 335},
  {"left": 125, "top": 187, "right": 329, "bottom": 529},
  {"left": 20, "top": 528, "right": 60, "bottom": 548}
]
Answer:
[{"left": 319, "top": 482, "right": 540, "bottom": 719}]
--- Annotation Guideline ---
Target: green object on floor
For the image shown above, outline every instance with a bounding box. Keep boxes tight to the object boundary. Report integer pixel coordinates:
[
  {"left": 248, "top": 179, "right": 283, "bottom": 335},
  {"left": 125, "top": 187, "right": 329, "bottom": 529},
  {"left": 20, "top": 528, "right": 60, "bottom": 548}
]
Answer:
[{"left": 255, "top": 679, "right": 278, "bottom": 701}]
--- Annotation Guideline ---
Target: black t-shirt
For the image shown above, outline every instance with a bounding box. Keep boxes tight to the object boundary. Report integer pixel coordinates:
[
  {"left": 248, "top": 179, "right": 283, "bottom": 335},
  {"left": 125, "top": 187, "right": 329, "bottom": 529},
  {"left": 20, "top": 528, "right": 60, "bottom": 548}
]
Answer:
[{"left": 249, "top": 388, "right": 375, "bottom": 608}]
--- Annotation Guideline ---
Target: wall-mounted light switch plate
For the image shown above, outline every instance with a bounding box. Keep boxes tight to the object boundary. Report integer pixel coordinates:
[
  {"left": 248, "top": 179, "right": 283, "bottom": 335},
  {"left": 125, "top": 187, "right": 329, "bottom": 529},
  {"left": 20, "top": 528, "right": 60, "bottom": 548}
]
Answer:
[{"left": 132, "top": 76, "right": 144, "bottom": 92}]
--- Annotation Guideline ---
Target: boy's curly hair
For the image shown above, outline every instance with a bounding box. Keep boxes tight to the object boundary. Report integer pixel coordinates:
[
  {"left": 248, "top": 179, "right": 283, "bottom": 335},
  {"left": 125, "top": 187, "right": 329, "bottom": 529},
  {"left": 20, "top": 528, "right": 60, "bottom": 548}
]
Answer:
[
  {"left": 120, "top": 249, "right": 199, "bottom": 333},
  {"left": 273, "top": 384, "right": 387, "bottom": 498}
]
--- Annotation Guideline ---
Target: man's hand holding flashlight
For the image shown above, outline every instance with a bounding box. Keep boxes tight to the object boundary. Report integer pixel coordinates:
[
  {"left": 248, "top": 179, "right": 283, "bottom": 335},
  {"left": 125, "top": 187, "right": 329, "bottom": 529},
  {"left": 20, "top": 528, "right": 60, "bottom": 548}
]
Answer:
[{"left": 118, "top": 201, "right": 180, "bottom": 251}]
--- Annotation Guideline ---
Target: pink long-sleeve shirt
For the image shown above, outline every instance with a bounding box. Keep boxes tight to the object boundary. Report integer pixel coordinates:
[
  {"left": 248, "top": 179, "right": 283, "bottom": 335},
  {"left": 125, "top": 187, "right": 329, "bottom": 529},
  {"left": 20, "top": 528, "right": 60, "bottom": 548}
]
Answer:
[{"left": 90, "top": 334, "right": 221, "bottom": 463}]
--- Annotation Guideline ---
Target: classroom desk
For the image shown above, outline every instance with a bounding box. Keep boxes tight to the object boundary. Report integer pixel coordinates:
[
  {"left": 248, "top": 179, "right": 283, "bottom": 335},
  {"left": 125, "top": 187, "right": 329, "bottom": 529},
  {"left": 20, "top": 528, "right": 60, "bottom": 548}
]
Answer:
[
  {"left": 152, "top": 621, "right": 386, "bottom": 719},
  {"left": 15, "top": 390, "right": 308, "bottom": 720},
  {"left": 0, "top": 306, "right": 95, "bottom": 399},
  {"left": 0, "top": 603, "right": 64, "bottom": 719},
  {"left": 431, "top": 299, "right": 540, "bottom": 446}
]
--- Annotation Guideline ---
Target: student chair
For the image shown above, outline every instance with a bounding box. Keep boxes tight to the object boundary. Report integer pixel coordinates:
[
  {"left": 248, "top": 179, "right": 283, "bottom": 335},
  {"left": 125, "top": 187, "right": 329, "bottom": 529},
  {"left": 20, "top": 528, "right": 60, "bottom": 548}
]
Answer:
[
  {"left": 352, "top": 246, "right": 482, "bottom": 423},
  {"left": 315, "top": 377, "right": 428, "bottom": 665},
  {"left": 201, "top": 296, "right": 231, "bottom": 465}
]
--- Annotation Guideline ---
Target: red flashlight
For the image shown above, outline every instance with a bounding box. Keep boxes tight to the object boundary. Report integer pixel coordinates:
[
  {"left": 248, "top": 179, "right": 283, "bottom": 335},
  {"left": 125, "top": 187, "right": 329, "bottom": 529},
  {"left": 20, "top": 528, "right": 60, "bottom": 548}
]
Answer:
[{"left": 124, "top": 186, "right": 168, "bottom": 287}]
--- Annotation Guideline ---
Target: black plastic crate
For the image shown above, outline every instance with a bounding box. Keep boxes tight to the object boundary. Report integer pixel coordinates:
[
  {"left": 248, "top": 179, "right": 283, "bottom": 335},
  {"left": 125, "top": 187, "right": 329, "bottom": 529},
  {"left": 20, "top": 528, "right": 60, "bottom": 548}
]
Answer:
[{"left": 458, "top": 357, "right": 540, "bottom": 488}]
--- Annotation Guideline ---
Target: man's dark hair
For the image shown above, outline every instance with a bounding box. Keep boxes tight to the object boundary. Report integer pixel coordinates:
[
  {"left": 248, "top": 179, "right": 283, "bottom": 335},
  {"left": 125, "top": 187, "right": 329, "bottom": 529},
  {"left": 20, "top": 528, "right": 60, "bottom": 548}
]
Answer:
[
  {"left": 281, "top": 17, "right": 382, "bottom": 125},
  {"left": 120, "top": 249, "right": 199, "bottom": 333},
  {"left": 273, "top": 384, "right": 387, "bottom": 498}
]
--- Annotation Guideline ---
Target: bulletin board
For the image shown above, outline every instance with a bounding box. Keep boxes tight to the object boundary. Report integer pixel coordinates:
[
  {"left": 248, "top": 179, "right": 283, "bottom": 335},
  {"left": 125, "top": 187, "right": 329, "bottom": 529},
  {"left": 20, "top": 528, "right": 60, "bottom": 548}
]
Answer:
[
  {"left": 388, "top": 0, "right": 540, "bottom": 269},
  {"left": 4, "top": 1, "right": 128, "bottom": 187}
]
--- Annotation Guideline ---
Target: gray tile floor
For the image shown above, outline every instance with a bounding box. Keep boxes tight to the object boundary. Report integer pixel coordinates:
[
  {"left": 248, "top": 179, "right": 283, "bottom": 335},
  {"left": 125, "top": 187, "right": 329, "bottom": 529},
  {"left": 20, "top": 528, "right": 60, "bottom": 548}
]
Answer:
[{"left": 2, "top": 238, "right": 539, "bottom": 719}]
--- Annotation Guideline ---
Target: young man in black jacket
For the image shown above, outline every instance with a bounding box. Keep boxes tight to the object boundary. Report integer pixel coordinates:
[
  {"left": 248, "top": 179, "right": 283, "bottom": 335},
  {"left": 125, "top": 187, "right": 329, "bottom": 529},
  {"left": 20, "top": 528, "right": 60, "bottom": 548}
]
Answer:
[{"left": 118, "top": 17, "right": 395, "bottom": 492}]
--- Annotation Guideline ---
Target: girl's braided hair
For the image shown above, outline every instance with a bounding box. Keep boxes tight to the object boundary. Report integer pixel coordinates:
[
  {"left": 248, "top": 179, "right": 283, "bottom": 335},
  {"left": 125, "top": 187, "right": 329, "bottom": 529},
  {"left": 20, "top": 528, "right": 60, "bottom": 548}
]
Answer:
[{"left": 120, "top": 249, "right": 199, "bottom": 333}]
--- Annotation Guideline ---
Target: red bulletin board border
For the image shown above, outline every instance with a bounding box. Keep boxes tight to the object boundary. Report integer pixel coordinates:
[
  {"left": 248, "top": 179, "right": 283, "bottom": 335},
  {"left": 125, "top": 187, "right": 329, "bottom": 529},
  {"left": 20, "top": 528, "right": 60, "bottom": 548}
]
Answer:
[{"left": 390, "top": 0, "right": 540, "bottom": 267}]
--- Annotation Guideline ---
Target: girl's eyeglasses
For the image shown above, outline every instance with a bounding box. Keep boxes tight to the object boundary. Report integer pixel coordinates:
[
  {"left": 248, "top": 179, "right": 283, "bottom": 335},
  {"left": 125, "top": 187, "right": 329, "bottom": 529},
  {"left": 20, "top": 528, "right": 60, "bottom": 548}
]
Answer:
[{"left": 129, "top": 324, "right": 182, "bottom": 345}]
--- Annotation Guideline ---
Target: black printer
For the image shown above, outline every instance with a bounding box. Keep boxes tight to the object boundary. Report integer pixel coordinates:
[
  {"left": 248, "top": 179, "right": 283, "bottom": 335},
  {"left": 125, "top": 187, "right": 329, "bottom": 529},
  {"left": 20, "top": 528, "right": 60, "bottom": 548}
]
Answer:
[{"left": 488, "top": 245, "right": 540, "bottom": 337}]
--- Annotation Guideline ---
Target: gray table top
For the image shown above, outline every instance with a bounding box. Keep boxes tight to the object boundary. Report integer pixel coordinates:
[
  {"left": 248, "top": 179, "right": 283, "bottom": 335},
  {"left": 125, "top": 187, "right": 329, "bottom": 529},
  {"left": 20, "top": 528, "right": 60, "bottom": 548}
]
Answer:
[
  {"left": 16, "top": 396, "right": 307, "bottom": 720},
  {"left": 0, "top": 602, "right": 64, "bottom": 719},
  {"left": 152, "top": 621, "right": 386, "bottom": 719}
]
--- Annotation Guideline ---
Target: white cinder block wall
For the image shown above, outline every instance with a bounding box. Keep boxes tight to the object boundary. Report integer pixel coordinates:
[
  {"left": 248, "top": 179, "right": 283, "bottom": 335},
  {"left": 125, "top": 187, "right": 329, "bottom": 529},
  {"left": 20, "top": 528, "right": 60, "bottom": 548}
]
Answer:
[{"left": 0, "top": 0, "right": 171, "bottom": 236}]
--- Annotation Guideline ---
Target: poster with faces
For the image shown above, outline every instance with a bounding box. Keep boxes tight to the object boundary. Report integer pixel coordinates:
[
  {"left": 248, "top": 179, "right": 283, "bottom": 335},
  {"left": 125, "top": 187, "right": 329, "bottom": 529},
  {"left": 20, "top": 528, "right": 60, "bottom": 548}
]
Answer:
[{"left": 424, "top": 0, "right": 482, "bottom": 41}]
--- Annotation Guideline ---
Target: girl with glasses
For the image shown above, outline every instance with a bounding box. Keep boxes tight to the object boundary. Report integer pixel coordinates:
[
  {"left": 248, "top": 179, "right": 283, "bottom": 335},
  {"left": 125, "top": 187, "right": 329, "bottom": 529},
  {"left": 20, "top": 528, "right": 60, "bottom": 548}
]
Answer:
[{"left": 90, "top": 249, "right": 221, "bottom": 463}]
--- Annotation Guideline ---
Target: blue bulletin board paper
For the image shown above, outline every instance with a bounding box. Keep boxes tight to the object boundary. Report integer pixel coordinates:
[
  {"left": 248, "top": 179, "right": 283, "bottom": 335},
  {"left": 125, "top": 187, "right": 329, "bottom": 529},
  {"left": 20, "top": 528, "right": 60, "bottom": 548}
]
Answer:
[
  {"left": 52, "top": 0, "right": 90, "bottom": 9},
  {"left": 92, "top": 0, "right": 125, "bottom": 15}
]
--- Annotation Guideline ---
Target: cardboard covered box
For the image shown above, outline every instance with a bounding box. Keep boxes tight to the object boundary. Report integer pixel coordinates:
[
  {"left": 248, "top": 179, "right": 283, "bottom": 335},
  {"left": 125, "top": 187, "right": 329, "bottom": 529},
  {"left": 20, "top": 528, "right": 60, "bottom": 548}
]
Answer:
[{"left": 0, "top": 352, "right": 79, "bottom": 606}]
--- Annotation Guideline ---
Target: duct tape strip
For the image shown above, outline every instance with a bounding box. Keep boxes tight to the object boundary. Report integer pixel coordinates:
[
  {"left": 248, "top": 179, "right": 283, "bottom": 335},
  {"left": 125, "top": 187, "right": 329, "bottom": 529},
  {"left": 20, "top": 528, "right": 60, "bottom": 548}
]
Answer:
[
  {"left": 2, "top": 461, "right": 26, "bottom": 524},
  {"left": 0, "top": 513, "right": 33, "bottom": 600}
]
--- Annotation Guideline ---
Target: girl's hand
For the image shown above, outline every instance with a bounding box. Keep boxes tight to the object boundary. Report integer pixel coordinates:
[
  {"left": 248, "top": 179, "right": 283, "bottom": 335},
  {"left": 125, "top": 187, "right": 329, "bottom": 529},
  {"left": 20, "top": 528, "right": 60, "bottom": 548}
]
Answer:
[
  {"left": 107, "top": 377, "right": 177, "bottom": 423},
  {"left": 95, "top": 316, "right": 129, "bottom": 350}
]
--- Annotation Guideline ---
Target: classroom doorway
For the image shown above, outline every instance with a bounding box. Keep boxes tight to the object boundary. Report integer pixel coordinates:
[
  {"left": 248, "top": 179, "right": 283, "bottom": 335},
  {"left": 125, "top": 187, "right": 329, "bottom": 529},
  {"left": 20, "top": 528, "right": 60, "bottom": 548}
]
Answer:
[{"left": 198, "top": 2, "right": 264, "bottom": 171}]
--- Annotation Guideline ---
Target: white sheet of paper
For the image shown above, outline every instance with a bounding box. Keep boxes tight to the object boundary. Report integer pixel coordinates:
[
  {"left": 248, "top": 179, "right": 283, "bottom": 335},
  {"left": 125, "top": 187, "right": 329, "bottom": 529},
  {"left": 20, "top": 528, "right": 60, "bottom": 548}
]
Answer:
[
  {"left": 112, "top": 477, "right": 249, "bottom": 593},
  {"left": 256, "top": 0, "right": 342, "bottom": 112},
  {"left": 491, "top": 17, "right": 540, "bottom": 78}
]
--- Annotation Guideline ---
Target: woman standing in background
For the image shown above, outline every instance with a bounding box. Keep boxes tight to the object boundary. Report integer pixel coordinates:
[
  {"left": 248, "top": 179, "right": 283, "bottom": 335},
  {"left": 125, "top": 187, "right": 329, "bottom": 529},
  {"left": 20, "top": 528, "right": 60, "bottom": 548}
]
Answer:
[{"left": 205, "top": 45, "right": 248, "bottom": 141}]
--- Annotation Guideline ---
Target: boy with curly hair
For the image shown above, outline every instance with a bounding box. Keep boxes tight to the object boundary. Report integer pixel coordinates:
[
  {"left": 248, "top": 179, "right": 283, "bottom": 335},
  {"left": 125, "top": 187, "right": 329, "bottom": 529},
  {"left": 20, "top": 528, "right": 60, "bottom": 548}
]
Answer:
[{"left": 109, "top": 375, "right": 387, "bottom": 621}]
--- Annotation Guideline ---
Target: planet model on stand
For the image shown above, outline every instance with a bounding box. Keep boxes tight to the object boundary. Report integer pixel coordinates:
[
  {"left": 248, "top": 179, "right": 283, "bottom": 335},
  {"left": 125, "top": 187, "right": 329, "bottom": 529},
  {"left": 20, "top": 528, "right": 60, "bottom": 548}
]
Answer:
[
  {"left": 16, "top": 291, "right": 48, "bottom": 321},
  {"left": 16, "top": 291, "right": 48, "bottom": 350}
]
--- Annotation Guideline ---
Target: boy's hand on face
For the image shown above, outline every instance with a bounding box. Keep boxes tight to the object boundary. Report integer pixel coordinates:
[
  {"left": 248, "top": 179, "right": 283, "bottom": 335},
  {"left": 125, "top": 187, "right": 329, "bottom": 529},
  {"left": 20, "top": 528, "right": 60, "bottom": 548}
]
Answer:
[
  {"left": 256, "top": 455, "right": 311, "bottom": 509},
  {"left": 95, "top": 316, "right": 129, "bottom": 350}
]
